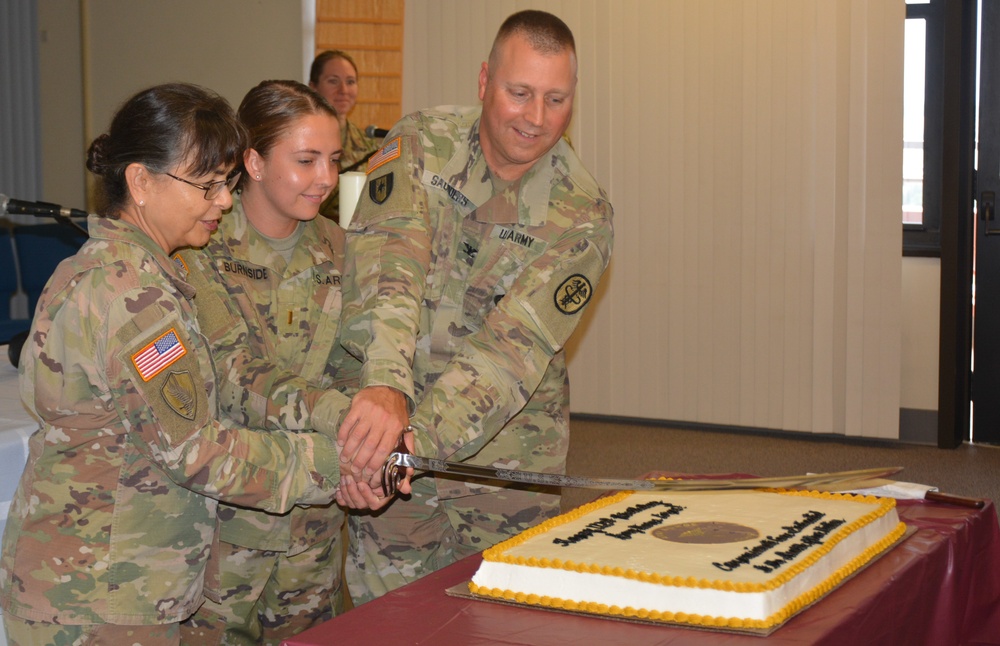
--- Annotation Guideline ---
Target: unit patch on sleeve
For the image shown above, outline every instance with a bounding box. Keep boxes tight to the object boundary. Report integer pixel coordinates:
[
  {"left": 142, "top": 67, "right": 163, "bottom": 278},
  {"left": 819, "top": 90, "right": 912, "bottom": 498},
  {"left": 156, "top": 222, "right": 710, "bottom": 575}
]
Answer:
[
  {"left": 369, "top": 173, "right": 394, "bottom": 204},
  {"left": 366, "top": 136, "right": 401, "bottom": 173},
  {"left": 553, "top": 274, "right": 593, "bottom": 315},
  {"left": 161, "top": 370, "right": 197, "bottom": 420},
  {"left": 132, "top": 328, "right": 187, "bottom": 381}
]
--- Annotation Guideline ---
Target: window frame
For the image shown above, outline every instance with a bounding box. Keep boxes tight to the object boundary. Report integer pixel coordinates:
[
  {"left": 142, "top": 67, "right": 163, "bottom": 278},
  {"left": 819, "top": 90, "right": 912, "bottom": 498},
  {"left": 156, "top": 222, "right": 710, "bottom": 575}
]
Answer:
[{"left": 904, "top": 0, "right": 945, "bottom": 257}]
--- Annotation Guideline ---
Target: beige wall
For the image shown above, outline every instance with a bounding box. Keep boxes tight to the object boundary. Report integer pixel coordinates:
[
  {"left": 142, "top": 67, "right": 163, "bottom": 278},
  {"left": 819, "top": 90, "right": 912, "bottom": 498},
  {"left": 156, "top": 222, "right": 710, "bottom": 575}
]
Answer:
[
  {"left": 37, "top": 0, "right": 85, "bottom": 209},
  {"left": 35, "top": 1, "right": 942, "bottom": 433},
  {"left": 38, "top": 0, "right": 309, "bottom": 210},
  {"left": 403, "top": 0, "right": 911, "bottom": 438},
  {"left": 901, "top": 257, "right": 940, "bottom": 411}
]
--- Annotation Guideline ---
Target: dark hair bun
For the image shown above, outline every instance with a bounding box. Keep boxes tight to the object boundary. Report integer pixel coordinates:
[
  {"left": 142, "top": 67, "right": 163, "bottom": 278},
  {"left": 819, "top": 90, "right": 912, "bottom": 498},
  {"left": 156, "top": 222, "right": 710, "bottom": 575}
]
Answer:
[{"left": 86, "top": 133, "right": 111, "bottom": 176}]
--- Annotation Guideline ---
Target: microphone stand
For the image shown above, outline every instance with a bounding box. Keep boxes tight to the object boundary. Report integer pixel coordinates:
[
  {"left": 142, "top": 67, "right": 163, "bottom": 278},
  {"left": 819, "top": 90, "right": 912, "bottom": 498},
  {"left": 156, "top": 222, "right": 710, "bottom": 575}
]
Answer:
[
  {"left": 36, "top": 212, "right": 89, "bottom": 237},
  {"left": 2, "top": 197, "right": 89, "bottom": 236}
]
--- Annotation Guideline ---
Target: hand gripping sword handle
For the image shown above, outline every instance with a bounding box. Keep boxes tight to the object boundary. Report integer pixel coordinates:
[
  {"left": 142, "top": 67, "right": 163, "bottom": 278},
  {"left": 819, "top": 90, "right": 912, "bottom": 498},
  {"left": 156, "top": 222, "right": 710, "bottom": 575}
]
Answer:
[{"left": 380, "top": 433, "right": 413, "bottom": 497}]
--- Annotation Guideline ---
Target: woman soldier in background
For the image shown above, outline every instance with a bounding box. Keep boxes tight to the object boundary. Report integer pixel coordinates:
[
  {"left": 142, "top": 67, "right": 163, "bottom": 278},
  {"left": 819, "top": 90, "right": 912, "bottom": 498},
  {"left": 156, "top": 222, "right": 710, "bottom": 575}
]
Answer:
[{"left": 309, "top": 50, "right": 381, "bottom": 222}]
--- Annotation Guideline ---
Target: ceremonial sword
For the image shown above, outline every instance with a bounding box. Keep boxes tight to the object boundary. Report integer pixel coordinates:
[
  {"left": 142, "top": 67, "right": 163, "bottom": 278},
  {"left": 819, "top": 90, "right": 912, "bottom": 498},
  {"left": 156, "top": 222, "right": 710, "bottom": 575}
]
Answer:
[{"left": 379, "top": 443, "right": 902, "bottom": 497}]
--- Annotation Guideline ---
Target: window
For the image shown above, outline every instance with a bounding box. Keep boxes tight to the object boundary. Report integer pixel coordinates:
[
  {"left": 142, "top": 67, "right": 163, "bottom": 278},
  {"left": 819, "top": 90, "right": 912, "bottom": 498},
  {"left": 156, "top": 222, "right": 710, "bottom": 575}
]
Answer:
[{"left": 903, "top": 0, "right": 944, "bottom": 256}]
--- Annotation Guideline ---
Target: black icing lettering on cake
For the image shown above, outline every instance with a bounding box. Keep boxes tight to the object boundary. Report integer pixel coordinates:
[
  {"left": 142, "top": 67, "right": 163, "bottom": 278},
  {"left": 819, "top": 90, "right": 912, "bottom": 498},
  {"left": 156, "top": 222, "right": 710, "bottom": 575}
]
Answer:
[
  {"left": 751, "top": 519, "right": 848, "bottom": 572},
  {"left": 606, "top": 517, "right": 666, "bottom": 540},
  {"left": 712, "top": 511, "right": 845, "bottom": 572},
  {"left": 758, "top": 558, "right": 787, "bottom": 573},
  {"left": 553, "top": 501, "right": 685, "bottom": 546}
]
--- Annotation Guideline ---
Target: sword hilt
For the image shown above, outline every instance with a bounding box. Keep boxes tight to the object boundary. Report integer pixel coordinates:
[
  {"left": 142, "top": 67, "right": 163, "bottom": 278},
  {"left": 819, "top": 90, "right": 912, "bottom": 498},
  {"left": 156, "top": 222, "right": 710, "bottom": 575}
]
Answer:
[{"left": 380, "top": 433, "right": 413, "bottom": 497}]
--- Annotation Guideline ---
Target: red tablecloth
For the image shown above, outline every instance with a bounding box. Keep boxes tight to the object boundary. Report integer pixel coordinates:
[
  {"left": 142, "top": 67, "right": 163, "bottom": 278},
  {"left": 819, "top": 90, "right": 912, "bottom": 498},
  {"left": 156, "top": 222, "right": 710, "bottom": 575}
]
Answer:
[{"left": 284, "top": 497, "right": 1000, "bottom": 646}]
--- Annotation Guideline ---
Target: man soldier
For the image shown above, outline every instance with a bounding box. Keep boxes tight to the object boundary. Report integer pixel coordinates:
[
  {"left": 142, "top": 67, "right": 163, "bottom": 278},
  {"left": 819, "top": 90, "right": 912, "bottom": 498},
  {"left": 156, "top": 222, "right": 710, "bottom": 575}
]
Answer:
[{"left": 337, "top": 9, "right": 615, "bottom": 603}]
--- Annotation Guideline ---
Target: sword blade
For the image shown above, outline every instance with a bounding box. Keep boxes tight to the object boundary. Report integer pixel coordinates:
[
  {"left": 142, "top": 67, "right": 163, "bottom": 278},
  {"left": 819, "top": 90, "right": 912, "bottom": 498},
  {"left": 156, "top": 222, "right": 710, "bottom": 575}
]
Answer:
[{"left": 388, "top": 453, "right": 902, "bottom": 493}]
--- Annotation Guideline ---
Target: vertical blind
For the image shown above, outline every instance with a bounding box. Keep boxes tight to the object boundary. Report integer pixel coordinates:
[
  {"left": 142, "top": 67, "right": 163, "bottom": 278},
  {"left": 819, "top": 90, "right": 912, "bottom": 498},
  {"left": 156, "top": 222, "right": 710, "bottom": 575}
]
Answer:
[
  {"left": 0, "top": 0, "right": 42, "bottom": 225},
  {"left": 399, "top": 0, "right": 904, "bottom": 439}
]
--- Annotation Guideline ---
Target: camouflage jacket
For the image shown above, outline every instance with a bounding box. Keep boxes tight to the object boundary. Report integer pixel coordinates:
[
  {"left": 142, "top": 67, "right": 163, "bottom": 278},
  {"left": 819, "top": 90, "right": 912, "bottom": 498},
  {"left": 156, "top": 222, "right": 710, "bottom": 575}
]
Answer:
[
  {"left": 0, "top": 216, "right": 342, "bottom": 625},
  {"left": 178, "top": 195, "right": 360, "bottom": 552},
  {"left": 319, "top": 119, "right": 381, "bottom": 221},
  {"left": 341, "top": 106, "right": 614, "bottom": 498}
]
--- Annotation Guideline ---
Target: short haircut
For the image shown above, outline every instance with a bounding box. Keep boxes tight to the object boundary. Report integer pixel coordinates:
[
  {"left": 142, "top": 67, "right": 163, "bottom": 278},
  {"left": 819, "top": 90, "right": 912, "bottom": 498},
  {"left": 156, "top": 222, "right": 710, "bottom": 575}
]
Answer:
[{"left": 488, "top": 9, "right": 576, "bottom": 68}]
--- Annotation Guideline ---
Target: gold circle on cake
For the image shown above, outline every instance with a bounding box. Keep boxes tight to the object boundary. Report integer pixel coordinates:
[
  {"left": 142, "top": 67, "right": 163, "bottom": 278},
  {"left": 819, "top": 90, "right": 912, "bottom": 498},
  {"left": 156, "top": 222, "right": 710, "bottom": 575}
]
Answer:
[{"left": 652, "top": 522, "right": 761, "bottom": 544}]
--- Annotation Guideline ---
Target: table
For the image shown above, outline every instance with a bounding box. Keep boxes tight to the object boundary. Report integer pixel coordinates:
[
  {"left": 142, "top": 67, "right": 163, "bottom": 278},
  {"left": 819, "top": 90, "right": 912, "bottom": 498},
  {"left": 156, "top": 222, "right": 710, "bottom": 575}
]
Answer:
[
  {"left": 0, "top": 346, "right": 33, "bottom": 537},
  {"left": 0, "top": 344, "right": 33, "bottom": 646},
  {"left": 283, "top": 494, "right": 1000, "bottom": 645}
]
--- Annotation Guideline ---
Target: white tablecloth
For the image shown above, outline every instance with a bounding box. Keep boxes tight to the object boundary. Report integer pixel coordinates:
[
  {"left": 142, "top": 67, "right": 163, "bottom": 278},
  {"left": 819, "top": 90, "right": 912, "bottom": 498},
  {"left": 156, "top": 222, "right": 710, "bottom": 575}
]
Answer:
[
  {"left": 0, "top": 346, "right": 33, "bottom": 643},
  {"left": 0, "top": 349, "right": 32, "bottom": 532}
]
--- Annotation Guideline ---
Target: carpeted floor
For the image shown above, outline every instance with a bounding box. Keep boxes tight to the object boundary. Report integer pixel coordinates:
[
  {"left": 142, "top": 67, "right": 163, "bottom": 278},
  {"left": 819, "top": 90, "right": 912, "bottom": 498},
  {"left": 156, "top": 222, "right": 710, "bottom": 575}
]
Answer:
[{"left": 562, "top": 416, "right": 1000, "bottom": 516}]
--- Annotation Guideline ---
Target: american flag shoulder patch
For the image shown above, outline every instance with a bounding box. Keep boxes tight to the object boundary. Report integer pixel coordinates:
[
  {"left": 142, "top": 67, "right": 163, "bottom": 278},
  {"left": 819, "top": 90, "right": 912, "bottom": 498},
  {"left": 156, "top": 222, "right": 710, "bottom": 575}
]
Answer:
[
  {"left": 172, "top": 253, "right": 189, "bottom": 273},
  {"left": 367, "top": 137, "right": 401, "bottom": 174},
  {"left": 132, "top": 328, "right": 187, "bottom": 382}
]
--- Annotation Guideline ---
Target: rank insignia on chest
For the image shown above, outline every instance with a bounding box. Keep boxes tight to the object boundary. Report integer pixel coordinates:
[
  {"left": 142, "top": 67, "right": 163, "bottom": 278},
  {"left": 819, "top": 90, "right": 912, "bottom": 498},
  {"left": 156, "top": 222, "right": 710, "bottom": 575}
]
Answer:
[
  {"left": 554, "top": 274, "right": 593, "bottom": 315},
  {"left": 370, "top": 173, "right": 394, "bottom": 204},
  {"left": 461, "top": 240, "right": 479, "bottom": 263}
]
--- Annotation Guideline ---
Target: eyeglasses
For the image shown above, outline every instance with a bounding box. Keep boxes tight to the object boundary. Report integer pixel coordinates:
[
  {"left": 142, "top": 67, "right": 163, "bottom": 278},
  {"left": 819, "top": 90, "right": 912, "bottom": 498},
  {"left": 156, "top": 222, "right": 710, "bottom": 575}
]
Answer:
[{"left": 165, "top": 171, "right": 241, "bottom": 200}]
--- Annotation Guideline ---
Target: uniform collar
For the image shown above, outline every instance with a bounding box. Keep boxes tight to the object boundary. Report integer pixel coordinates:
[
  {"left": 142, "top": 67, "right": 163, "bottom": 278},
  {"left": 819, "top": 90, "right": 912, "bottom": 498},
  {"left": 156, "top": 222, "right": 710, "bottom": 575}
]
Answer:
[
  {"left": 219, "top": 193, "right": 333, "bottom": 275},
  {"left": 436, "top": 113, "right": 564, "bottom": 227},
  {"left": 88, "top": 214, "right": 196, "bottom": 299},
  {"left": 436, "top": 117, "right": 493, "bottom": 211}
]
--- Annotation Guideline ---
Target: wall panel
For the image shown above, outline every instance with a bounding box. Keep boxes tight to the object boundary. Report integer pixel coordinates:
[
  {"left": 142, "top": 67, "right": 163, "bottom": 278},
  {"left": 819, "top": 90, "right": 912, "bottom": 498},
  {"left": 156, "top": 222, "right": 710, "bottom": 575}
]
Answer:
[
  {"left": 402, "top": 0, "right": 904, "bottom": 439},
  {"left": 315, "top": 0, "right": 404, "bottom": 130}
]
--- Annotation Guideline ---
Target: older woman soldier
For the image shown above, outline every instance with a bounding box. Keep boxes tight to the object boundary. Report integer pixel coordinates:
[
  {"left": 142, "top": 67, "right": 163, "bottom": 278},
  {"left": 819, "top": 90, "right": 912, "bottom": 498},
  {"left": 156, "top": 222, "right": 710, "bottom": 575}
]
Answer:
[
  {"left": 308, "top": 50, "right": 381, "bottom": 222},
  {"left": 0, "top": 83, "right": 384, "bottom": 646},
  {"left": 177, "top": 80, "right": 408, "bottom": 645}
]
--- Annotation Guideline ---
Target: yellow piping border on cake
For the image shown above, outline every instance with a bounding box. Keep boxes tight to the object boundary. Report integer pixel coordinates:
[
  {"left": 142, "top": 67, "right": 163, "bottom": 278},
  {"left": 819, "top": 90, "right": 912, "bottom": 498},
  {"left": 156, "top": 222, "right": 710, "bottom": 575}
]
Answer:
[{"left": 470, "top": 488, "right": 906, "bottom": 630}]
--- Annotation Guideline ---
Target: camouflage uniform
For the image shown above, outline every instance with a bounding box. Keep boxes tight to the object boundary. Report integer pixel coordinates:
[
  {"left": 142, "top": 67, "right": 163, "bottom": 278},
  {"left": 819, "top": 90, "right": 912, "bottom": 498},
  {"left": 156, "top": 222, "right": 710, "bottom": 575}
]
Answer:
[
  {"left": 341, "top": 106, "right": 614, "bottom": 603},
  {"left": 318, "top": 119, "right": 380, "bottom": 222},
  {"left": 0, "top": 216, "right": 342, "bottom": 639},
  {"left": 176, "top": 194, "right": 361, "bottom": 645}
]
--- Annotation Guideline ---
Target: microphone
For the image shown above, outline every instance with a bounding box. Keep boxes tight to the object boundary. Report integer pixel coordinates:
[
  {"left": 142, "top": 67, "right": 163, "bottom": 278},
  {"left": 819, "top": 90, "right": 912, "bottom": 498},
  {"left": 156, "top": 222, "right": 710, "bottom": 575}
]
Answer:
[
  {"left": 365, "top": 125, "right": 390, "bottom": 139},
  {"left": 1, "top": 194, "right": 88, "bottom": 219}
]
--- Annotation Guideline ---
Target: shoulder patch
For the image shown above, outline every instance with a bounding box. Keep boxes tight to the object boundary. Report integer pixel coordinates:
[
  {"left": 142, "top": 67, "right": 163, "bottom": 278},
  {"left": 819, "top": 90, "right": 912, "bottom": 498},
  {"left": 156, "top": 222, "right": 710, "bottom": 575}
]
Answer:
[
  {"left": 172, "top": 253, "right": 189, "bottom": 274},
  {"left": 170, "top": 251, "right": 191, "bottom": 274},
  {"left": 131, "top": 328, "right": 187, "bottom": 381},
  {"left": 161, "top": 370, "right": 197, "bottom": 420},
  {"left": 369, "top": 173, "right": 394, "bottom": 205},
  {"left": 367, "top": 136, "right": 401, "bottom": 174},
  {"left": 553, "top": 274, "right": 593, "bottom": 315}
]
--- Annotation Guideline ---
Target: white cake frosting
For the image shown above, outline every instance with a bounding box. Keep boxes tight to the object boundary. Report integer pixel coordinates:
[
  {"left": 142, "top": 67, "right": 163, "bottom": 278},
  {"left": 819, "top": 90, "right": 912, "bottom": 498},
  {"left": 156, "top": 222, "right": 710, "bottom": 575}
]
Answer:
[{"left": 470, "top": 488, "right": 905, "bottom": 631}]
